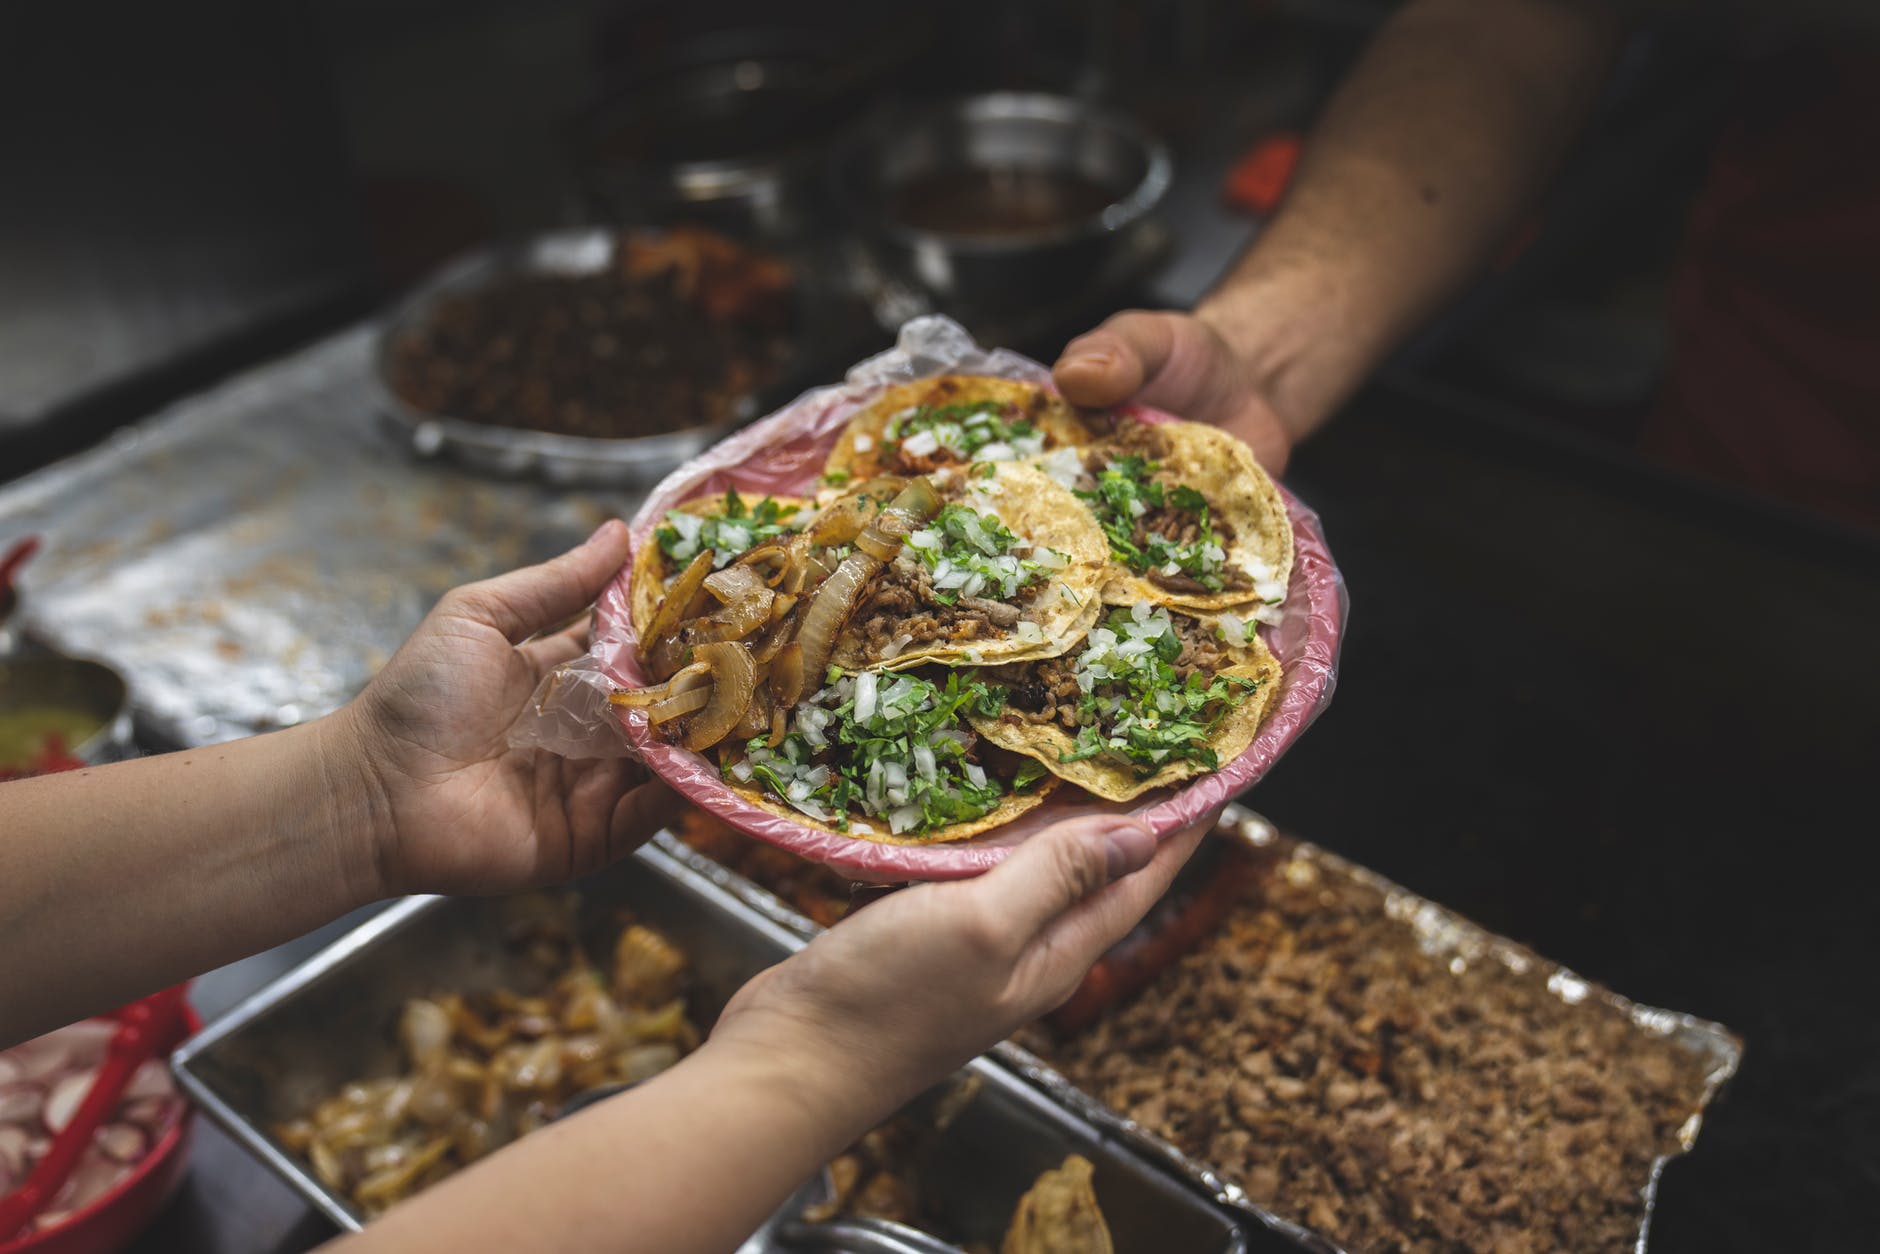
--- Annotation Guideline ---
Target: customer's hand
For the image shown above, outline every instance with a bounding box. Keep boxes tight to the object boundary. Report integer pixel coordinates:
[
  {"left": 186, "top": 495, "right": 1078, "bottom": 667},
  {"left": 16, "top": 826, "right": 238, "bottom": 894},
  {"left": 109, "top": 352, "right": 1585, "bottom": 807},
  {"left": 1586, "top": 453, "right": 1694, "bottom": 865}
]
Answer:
[
  {"left": 1054, "top": 310, "right": 1300, "bottom": 473},
  {"left": 335, "top": 521, "right": 680, "bottom": 897},
  {"left": 711, "top": 811, "right": 1218, "bottom": 1111}
]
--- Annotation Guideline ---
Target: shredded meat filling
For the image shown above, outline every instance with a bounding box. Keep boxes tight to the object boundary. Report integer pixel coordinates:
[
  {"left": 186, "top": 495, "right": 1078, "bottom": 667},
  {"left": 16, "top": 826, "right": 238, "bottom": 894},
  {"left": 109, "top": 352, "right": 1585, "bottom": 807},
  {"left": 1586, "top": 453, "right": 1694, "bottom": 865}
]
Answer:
[
  {"left": 991, "top": 616, "right": 1232, "bottom": 732},
  {"left": 1084, "top": 430, "right": 1253, "bottom": 593},
  {"left": 851, "top": 559, "right": 1040, "bottom": 659}
]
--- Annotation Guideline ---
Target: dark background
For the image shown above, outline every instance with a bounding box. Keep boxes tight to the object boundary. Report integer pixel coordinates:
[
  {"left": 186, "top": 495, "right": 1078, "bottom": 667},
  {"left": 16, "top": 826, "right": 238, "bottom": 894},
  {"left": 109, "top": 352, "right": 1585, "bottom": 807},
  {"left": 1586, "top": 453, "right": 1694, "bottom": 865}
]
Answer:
[{"left": 3, "top": 1, "right": 1876, "bottom": 1250}]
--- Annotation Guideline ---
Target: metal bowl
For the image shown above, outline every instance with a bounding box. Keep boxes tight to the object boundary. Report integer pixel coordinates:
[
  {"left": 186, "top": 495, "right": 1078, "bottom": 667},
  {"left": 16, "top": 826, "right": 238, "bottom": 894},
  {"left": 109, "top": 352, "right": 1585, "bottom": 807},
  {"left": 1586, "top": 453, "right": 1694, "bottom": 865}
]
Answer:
[
  {"left": 840, "top": 93, "right": 1172, "bottom": 315},
  {"left": 371, "top": 228, "right": 785, "bottom": 489},
  {"left": 0, "top": 653, "right": 132, "bottom": 768}
]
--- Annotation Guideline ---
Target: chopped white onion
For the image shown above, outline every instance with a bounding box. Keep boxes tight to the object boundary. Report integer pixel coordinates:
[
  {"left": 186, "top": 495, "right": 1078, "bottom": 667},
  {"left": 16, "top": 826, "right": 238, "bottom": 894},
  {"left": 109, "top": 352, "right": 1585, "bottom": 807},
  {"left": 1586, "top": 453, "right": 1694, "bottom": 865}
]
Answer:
[
  {"left": 1041, "top": 447, "right": 1084, "bottom": 488},
  {"left": 852, "top": 433, "right": 874, "bottom": 452},
  {"left": 95, "top": 1123, "right": 148, "bottom": 1164},
  {"left": 0, "top": 1085, "right": 43, "bottom": 1125},
  {"left": 854, "top": 671, "right": 879, "bottom": 724},
  {"left": 901, "top": 429, "right": 941, "bottom": 457},
  {"left": 44, "top": 1069, "right": 97, "bottom": 1134}
]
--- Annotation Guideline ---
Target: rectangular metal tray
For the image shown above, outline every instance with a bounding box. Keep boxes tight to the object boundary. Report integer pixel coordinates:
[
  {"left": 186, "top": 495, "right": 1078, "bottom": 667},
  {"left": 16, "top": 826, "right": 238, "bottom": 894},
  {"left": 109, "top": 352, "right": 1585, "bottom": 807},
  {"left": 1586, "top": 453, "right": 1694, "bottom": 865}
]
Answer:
[
  {"left": 652, "top": 812, "right": 1743, "bottom": 1254},
  {"left": 996, "top": 810, "right": 1745, "bottom": 1254},
  {"left": 171, "top": 843, "right": 1246, "bottom": 1251}
]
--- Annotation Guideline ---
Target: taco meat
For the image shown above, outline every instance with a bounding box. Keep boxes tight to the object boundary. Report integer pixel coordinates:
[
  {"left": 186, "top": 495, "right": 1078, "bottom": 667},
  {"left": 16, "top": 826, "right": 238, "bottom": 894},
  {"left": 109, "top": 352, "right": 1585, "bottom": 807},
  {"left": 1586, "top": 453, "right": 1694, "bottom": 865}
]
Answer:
[
  {"left": 853, "top": 556, "right": 1042, "bottom": 657},
  {"left": 1082, "top": 427, "right": 1255, "bottom": 595},
  {"left": 992, "top": 611, "right": 1232, "bottom": 733}
]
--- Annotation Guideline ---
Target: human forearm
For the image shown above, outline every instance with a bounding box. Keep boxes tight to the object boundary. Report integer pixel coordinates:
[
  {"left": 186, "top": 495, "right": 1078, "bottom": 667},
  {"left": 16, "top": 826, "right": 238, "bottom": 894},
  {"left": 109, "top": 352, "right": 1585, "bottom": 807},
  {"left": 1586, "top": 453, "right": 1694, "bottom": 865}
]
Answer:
[
  {"left": 0, "top": 712, "right": 386, "bottom": 1043},
  {"left": 329, "top": 1036, "right": 892, "bottom": 1254},
  {"left": 1200, "top": 0, "right": 1623, "bottom": 433}
]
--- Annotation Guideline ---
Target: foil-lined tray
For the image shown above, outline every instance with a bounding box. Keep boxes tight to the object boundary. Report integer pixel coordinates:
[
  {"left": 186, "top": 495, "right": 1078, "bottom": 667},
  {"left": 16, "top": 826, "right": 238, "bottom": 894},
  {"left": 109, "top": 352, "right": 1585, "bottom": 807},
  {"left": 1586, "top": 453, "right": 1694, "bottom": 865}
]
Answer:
[
  {"left": 995, "top": 808, "right": 1745, "bottom": 1254},
  {"left": 0, "top": 327, "right": 643, "bottom": 746}
]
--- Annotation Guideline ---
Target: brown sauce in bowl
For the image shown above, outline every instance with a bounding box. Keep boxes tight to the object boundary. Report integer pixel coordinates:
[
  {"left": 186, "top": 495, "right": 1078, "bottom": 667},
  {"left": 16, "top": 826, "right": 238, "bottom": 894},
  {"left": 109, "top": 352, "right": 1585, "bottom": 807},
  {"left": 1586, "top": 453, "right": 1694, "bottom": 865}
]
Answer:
[{"left": 889, "top": 167, "right": 1118, "bottom": 238}]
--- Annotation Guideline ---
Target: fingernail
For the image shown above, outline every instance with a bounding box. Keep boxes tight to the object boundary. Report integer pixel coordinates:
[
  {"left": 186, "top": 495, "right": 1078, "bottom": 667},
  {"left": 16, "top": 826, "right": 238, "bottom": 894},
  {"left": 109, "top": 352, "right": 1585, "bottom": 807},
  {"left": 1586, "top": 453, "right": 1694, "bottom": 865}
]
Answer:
[
  {"left": 1065, "top": 351, "right": 1110, "bottom": 370},
  {"left": 584, "top": 519, "right": 621, "bottom": 546},
  {"left": 1103, "top": 820, "right": 1157, "bottom": 879}
]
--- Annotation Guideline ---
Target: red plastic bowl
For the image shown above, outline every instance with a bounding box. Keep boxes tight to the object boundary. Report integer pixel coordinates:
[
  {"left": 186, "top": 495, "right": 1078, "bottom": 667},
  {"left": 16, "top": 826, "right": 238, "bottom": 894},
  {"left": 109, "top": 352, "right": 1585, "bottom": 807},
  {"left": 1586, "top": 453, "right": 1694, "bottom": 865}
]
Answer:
[{"left": 0, "top": 1006, "right": 201, "bottom": 1254}]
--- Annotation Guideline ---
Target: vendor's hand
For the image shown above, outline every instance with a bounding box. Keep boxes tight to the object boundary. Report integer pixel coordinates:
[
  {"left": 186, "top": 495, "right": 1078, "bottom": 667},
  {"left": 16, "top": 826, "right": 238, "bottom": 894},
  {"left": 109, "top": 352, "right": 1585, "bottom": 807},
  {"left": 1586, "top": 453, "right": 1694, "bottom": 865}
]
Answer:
[
  {"left": 711, "top": 811, "right": 1218, "bottom": 1113},
  {"left": 1054, "top": 310, "right": 1299, "bottom": 473},
  {"left": 334, "top": 521, "right": 680, "bottom": 897}
]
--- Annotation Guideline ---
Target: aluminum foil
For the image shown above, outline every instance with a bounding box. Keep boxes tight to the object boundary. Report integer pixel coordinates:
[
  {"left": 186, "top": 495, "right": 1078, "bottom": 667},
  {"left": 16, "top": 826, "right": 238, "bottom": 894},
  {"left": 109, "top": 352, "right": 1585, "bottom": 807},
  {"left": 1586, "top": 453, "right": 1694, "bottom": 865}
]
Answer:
[
  {"left": 0, "top": 327, "right": 643, "bottom": 746},
  {"left": 514, "top": 316, "right": 1347, "bottom": 881},
  {"left": 993, "top": 807, "right": 1746, "bottom": 1254}
]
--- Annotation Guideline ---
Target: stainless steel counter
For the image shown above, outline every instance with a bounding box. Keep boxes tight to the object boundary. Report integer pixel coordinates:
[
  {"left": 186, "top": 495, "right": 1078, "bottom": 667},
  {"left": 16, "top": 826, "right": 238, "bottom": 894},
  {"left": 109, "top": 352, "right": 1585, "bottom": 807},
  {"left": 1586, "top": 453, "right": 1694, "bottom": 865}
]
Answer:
[{"left": 0, "top": 327, "right": 640, "bottom": 749}]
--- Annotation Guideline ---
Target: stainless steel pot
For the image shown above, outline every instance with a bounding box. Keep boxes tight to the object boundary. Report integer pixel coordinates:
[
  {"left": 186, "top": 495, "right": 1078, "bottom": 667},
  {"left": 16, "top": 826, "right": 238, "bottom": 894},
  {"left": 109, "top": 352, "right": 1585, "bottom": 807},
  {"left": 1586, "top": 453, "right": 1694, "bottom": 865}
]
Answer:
[
  {"left": 0, "top": 654, "right": 133, "bottom": 767},
  {"left": 840, "top": 94, "right": 1172, "bottom": 315}
]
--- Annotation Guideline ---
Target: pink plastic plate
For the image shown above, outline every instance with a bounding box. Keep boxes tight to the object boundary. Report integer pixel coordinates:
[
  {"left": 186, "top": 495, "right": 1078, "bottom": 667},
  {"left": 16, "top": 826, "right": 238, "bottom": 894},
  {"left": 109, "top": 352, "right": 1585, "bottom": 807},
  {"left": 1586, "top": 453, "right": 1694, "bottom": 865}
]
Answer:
[{"left": 590, "top": 381, "right": 1345, "bottom": 880}]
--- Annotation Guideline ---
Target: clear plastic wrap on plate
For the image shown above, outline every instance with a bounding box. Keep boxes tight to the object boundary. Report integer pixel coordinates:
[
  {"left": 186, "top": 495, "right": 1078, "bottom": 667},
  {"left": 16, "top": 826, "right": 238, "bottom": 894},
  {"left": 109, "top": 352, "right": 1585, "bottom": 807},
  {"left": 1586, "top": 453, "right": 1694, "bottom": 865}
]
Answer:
[{"left": 511, "top": 317, "right": 1347, "bottom": 879}]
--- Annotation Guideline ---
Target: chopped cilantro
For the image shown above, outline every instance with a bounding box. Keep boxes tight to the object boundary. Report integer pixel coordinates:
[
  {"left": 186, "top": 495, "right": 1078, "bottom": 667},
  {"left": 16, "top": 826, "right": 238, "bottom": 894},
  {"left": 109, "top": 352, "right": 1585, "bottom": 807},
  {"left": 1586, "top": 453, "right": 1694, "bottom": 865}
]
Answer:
[
  {"left": 1058, "top": 605, "right": 1262, "bottom": 780},
  {"left": 884, "top": 402, "right": 1046, "bottom": 463},
  {"left": 655, "top": 491, "right": 799, "bottom": 569},
  {"left": 1076, "top": 456, "right": 1230, "bottom": 591},
  {"left": 732, "top": 672, "right": 1014, "bottom": 837},
  {"left": 901, "top": 504, "right": 1061, "bottom": 605}
]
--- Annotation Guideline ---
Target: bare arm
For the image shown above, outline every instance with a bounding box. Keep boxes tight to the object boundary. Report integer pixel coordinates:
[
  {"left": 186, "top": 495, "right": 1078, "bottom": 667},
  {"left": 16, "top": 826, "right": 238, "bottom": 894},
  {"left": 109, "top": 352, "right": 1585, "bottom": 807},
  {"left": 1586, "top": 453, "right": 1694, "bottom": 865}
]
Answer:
[
  {"left": 0, "top": 522, "right": 678, "bottom": 1046},
  {"left": 0, "top": 719, "right": 380, "bottom": 1040},
  {"left": 327, "top": 814, "right": 1210, "bottom": 1254},
  {"left": 1056, "top": 0, "right": 1625, "bottom": 468}
]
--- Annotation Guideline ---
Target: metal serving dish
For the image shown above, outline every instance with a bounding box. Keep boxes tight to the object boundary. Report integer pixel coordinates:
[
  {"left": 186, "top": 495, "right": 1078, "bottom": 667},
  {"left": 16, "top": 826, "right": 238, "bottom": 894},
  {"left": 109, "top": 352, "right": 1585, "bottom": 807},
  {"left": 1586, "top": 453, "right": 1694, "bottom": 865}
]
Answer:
[
  {"left": 171, "top": 845, "right": 799, "bottom": 1232},
  {"left": 0, "top": 653, "right": 132, "bottom": 766},
  {"left": 838, "top": 93, "right": 1172, "bottom": 316},
  {"left": 779, "top": 1062, "right": 1250, "bottom": 1254},
  {"left": 655, "top": 812, "right": 1742, "bottom": 1254},
  {"left": 173, "top": 844, "right": 1249, "bottom": 1249},
  {"left": 996, "top": 810, "right": 1745, "bottom": 1254},
  {"left": 371, "top": 228, "right": 794, "bottom": 488}
]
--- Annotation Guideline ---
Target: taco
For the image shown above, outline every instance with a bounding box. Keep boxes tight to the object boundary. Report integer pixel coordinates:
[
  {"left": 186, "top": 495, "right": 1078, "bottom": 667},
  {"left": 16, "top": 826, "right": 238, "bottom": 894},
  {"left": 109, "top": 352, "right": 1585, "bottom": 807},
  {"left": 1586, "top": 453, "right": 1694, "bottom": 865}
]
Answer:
[
  {"left": 1044, "top": 420, "right": 1293, "bottom": 613},
  {"left": 722, "top": 667, "right": 1056, "bottom": 843},
  {"left": 830, "top": 462, "right": 1109, "bottom": 672},
  {"left": 967, "top": 602, "right": 1282, "bottom": 802},
  {"left": 629, "top": 488, "right": 810, "bottom": 636},
  {"left": 823, "top": 375, "right": 1093, "bottom": 485}
]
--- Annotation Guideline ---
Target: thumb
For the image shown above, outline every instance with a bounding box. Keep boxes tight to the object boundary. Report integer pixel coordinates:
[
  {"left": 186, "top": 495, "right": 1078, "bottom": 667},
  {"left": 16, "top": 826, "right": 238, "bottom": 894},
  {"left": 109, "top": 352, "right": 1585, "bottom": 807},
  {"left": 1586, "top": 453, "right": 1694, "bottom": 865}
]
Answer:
[
  {"left": 442, "top": 519, "right": 632, "bottom": 644},
  {"left": 1052, "top": 310, "right": 1181, "bottom": 409},
  {"left": 968, "top": 815, "right": 1158, "bottom": 946}
]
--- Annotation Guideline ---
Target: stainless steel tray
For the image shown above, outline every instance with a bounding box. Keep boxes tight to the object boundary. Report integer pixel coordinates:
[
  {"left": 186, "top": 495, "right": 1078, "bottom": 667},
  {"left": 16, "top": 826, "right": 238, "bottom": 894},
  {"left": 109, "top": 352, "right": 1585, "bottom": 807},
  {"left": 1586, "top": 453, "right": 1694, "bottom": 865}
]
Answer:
[
  {"left": 994, "top": 809, "right": 1745, "bottom": 1254},
  {"left": 370, "top": 229, "right": 747, "bottom": 489},
  {"left": 654, "top": 811, "right": 1743, "bottom": 1254},
  {"left": 172, "top": 843, "right": 1248, "bottom": 1250}
]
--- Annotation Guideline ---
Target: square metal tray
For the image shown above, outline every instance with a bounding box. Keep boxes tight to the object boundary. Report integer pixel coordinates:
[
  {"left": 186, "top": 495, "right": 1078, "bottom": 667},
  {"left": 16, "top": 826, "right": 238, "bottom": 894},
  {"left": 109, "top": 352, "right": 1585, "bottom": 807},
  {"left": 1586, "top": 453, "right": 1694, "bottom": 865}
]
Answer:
[{"left": 171, "top": 843, "right": 1247, "bottom": 1251}]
